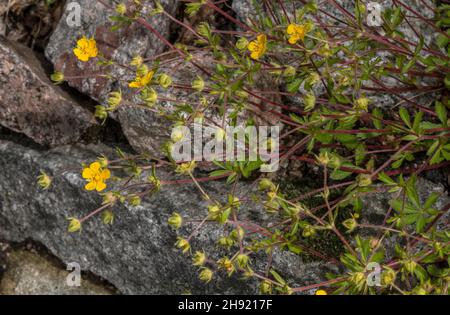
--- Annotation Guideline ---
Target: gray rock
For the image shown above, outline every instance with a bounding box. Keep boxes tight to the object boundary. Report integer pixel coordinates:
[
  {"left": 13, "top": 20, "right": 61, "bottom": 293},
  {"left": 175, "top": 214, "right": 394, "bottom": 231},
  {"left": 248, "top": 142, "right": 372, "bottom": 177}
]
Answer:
[
  {"left": 0, "top": 36, "right": 95, "bottom": 146},
  {"left": 0, "top": 250, "right": 114, "bottom": 295},
  {"left": 0, "top": 139, "right": 332, "bottom": 294},
  {"left": 45, "top": 0, "right": 178, "bottom": 102}
]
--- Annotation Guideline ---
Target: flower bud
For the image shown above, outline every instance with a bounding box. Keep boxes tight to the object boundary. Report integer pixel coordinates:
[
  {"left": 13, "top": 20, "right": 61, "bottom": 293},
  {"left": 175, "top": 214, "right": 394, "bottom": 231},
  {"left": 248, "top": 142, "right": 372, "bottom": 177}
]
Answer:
[
  {"left": 283, "top": 65, "right": 296, "bottom": 77},
  {"left": 95, "top": 105, "right": 108, "bottom": 121},
  {"left": 102, "top": 210, "right": 114, "bottom": 225},
  {"left": 342, "top": 218, "right": 357, "bottom": 233},
  {"left": 37, "top": 170, "right": 52, "bottom": 190},
  {"left": 316, "top": 151, "right": 330, "bottom": 166},
  {"left": 175, "top": 237, "right": 190, "bottom": 253},
  {"left": 68, "top": 218, "right": 81, "bottom": 233},
  {"left": 354, "top": 97, "right": 370, "bottom": 112},
  {"left": 199, "top": 268, "right": 213, "bottom": 283},
  {"left": 192, "top": 251, "right": 207, "bottom": 266},
  {"left": 304, "top": 93, "right": 316, "bottom": 112},
  {"left": 236, "top": 37, "right": 249, "bottom": 50},
  {"left": 168, "top": 212, "right": 183, "bottom": 230},
  {"left": 192, "top": 76, "right": 205, "bottom": 92},
  {"left": 404, "top": 259, "right": 417, "bottom": 273},
  {"left": 107, "top": 91, "right": 122, "bottom": 110},
  {"left": 358, "top": 174, "right": 373, "bottom": 187},
  {"left": 141, "top": 88, "right": 158, "bottom": 106},
  {"left": 302, "top": 224, "right": 316, "bottom": 238},
  {"left": 130, "top": 56, "right": 143, "bottom": 67},
  {"left": 235, "top": 254, "right": 250, "bottom": 268},
  {"left": 259, "top": 178, "right": 276, "bottom": 192},
  {"left": 158, "top": 73, "right": 172, "bottom": 89},
  {"left": 260, "top": 280, "right": 272, "bottom": 294},
  {"left": 115, "top": 3, "right": 126, "bottom": 15},
  {"left": 50, "top": 72, "right": 65, "bottom": 85},
  {"left": 137, "top": 64, "right": 149, "bottom": 77},
  {"left": 381, "top": 269, "right": 396, "bottom": 286},
  {"left": 129, "top": 195, "right": 141, "bottom": 207}
]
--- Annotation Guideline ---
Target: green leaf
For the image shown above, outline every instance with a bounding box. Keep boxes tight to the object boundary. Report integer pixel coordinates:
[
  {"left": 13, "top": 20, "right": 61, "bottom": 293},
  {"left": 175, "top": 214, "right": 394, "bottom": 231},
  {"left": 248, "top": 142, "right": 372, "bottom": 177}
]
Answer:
[
  {"left": 331, "top": 168, "right": 352, "bottom": 180},
  {"left": 355, "top": 144, "right": 366, "bottom": 166},
  {"left": 377, "top": 172, "right": 396, "bottom": 185},
  {"left": 399, "top": 107, "right": 411, "bottom": 128},
  {"left": 435, "top": 102, "right": 448, "bottom": 126},
  {"left": 270, "top": 269, "right": 286, "bottom": 285}
]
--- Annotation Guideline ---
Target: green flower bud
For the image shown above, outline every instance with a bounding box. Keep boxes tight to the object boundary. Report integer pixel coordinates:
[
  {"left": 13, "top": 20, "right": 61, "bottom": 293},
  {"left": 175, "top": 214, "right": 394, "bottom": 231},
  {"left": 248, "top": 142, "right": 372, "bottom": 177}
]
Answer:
[
  {"left": 283, "top": 65, "right": 296, "bottom": 77},
  {"left": 381, "top": 269, "right": 396, "bottom": 286},
  {"left": 354, "top": 97, "right": 370, "bottom": 112},
  {"left": 175, "top": 237, "right": 190, "bottom": 254},
  {"left": 68, "top": 218, "right": 81, "bottom": 233},
  {"left": 94, "top": 105, "right": 108, "bottom": 122},
  {"left": 37, "top": 170, "right": 52, "bottom": 190},
  {"left": 236, "top": 37, "right": 249, "bottom": 50},
  {"left": 304, "top": 93, "right": 316, "bottom": 112},
  {"left": 168, "top": 212, "right": 183, "bottom": 230},
  {"left": 129, "top": 195, "right": 141, "bottom": 207},
  {"left": 235, "top": 254, "right": 250, "bottom": 268},
  {"left": 342, "top": 218, "right": 358, "bottom": 233},
  {"left": 107, "top": 90, "right": 122, "bottom": 110},
  {"left": 302, "top": 224, "right": 316, "bottom": 238},
  {"left": 199, "top": 268, "right": 213, "bottom": 283},
  {"left": 102, "top": 210, "right": 114, "bottom": 225},
  {"left": 358, "top": 174, "right": 373, "bottom": 187},
  {"left": 259, "top": 178, "right": 276, "bottom": 192},
  {"left": 404, "top": 259, "right": 417, "bottom": 273},
  {"left": 50, "top": 71, "right": 64, "bottom": 85},
  {"left": 115, "top": 3, "right": 126, "bottom": 15},
  {"left": 260, "top": 280, "right": 272, "bottom": 294},
  {"left": 192, "top": 76, "right": 205, "bottom": 92},
  {"left": 192, "top": 251, "right": 207, "bottom": 266},
  {"left": 130, "top": 56, "right": 143, "bottom": 67},
  {"left": 158, "top": 73, "right": 172, "bottom": 89}
]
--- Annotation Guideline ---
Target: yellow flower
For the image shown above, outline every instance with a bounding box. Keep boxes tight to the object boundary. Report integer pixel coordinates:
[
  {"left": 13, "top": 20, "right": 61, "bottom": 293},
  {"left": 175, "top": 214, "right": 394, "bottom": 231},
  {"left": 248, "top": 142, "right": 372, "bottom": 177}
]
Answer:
[
  {"left": 82, "top": 162, "right": 111, "bottom": 192},
  {"left": 68, "top": 218, "right": 82, "bottom": 233},
  {"left": 315, "top": 289, "right": 327, "bottom": 295},
  {"left": 73, "top": 36, "right": 98, "bottom": 62},
  {"left": 248, "top": 34, "right": 267, "bottom": 60},
  {"left": 129, "top": 71, "right": 154, "bottom": 89},
  {"left": 287, "top": 24, "right": 307, "bottom": 44}
]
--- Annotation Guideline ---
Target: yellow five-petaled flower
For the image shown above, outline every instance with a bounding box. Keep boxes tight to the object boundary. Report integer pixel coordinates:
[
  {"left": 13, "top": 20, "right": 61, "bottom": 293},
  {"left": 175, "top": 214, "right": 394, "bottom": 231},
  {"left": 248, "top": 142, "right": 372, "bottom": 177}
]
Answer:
[
  {"left": 82, "top": 162, "right": 111, "bottom": 192},
  {"left": 286, "top": 23, "right": 307, "bottom": 44},
  {"left": 129, "top": 71, "right": 154, "bottom": 89},
  {"left": 248, "top": 34, "right": 267, "bottom": 60},
  {"left": 73, "top": 36, "right": 98, "bottom": 62}
]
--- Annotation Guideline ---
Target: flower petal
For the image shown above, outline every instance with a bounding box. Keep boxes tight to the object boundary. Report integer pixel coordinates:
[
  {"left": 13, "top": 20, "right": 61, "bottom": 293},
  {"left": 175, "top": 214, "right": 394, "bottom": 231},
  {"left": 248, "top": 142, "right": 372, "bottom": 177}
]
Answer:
[
  {"left": 85, "top": 181, "right": 96, "bottom": 191},
  {"left": 96, "top": 181, "right": 107, "bottom": 192},
  {"left": 82, "top": 168, "right": 93, "bottom": 179},
  {"left": 100, "top": 169, "right": 111, "bottom": 180},
  {"left": 287, "top": 24, "right": 296, "bottom": 35},
  {"left": 90, "top": 162, "right": 101, "bottom": 171}
]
